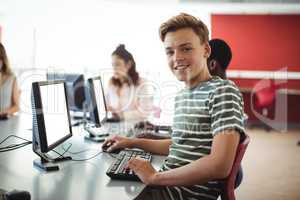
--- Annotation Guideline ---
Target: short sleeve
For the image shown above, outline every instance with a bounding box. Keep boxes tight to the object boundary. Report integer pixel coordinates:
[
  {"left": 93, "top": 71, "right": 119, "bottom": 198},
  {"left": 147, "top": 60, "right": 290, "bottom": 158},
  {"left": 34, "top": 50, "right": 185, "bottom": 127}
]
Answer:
[{"left": 209, "top": 81, "right": 245, "bottom": 136}]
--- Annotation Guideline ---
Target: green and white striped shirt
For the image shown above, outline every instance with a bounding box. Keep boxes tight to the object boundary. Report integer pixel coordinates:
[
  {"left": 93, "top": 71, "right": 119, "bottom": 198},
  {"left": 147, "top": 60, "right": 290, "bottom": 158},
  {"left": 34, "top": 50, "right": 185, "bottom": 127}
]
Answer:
[{"left": 161, "top": 76, "right": 245, "bottom": 200}]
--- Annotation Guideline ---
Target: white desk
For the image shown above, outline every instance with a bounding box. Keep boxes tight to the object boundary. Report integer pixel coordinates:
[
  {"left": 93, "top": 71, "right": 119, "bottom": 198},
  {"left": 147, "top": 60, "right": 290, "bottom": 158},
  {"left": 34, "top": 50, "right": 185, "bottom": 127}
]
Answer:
[{"left": 0, "top": 114, "right": 165, "bottom": 200}]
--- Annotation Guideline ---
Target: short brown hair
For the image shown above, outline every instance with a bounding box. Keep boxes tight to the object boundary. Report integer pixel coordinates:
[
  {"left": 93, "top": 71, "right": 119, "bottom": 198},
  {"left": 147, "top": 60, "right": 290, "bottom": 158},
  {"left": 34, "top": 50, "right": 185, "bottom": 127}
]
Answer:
[{"left": 159, "top": 13, "right": 209, "bottom": 44}]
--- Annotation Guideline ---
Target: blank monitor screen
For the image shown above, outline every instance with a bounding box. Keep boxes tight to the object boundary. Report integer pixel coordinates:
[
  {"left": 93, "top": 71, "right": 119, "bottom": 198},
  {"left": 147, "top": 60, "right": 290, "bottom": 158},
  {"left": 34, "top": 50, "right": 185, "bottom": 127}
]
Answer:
[
  {"left": 39, "top": 82, "right": 71, "bottom": 148},
  {"left": 87, "top": 76, "right": 107, "bottom": 126},
  {"left": 93, "top": 78, "right": 107, "bottom": 121}
]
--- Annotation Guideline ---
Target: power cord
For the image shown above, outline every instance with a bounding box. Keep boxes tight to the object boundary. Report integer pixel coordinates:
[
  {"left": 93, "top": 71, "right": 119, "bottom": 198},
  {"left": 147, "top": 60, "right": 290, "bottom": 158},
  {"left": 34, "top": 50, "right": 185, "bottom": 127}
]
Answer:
[
  {"left": 0, "top": 135, "right": 32, "bottom": 153},
  {"left": 0, "top": 135, "right": 118, "bottom": 161},
  {"left": 51, "top": 143, "right": 104, "bottom": 161},
  {"left": 61, "top": 143, "right": 97, "bottom": 155},
  {"left": 61, "top": 143, "right": 119, "bottom": 159}
]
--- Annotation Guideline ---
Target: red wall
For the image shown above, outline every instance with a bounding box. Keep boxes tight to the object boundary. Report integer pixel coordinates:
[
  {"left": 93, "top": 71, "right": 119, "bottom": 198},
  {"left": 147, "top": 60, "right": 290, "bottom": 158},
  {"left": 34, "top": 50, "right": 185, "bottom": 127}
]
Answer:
[
  {"left": 229, "top": 78, "right": 299, "bottom": 90},
  {"left": 211, "top": 14, "right": 300, "bottom": 72},
  {"left": 211, "top": 15, "right": 300, "bottom": 127}
]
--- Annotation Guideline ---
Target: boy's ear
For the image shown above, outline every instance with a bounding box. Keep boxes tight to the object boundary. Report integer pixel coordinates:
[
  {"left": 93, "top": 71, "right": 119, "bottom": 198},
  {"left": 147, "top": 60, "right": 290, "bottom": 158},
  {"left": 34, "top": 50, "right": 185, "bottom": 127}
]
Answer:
[{"left": 204, "top": 42, "right": 211, "bottom": 58}]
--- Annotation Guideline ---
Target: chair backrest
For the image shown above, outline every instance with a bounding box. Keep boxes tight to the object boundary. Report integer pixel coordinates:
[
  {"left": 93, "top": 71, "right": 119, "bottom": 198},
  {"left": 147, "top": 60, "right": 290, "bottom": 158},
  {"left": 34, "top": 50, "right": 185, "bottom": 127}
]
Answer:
[
  {"left": 254, "top": 79, "right": 276, "bottom": 108},
  {"left": 221, "top": 134, "right": 250, "bottom": 200}
]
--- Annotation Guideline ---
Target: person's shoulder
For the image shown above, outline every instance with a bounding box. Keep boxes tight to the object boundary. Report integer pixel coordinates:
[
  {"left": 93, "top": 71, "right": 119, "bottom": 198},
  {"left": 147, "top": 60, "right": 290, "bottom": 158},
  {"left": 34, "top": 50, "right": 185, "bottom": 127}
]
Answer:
[
  {"left": 137, "top": 77, "right": 148, "bottom": 85},
  {"left": 11, "top": 74, "right": 16, "bottom": 80},
  {"left": 210, "top": 76, "right": 239, "bottom": 89},
  {"left": 2, "top": 73, "right": 16, "bottom": 82},
  {"left": 136, "top": 77, "right": 153, "bottom": 90},
  {"left": 210, "top": 77, "right": 242, "bottom": 98}
]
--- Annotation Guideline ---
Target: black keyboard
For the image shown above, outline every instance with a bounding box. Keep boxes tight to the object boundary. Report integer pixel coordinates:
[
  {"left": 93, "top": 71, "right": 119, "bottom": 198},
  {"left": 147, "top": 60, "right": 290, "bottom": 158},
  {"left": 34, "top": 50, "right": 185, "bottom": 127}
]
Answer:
[{"left": 106, "top": 150, "right": 152, "bottom": 181}]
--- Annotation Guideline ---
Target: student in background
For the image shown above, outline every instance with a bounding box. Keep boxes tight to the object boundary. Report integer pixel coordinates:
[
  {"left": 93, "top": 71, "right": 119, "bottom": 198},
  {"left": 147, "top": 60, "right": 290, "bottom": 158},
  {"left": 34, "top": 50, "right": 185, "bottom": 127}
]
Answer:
[
  {"left": 208, "top": 38, "right": 244, "bottom": 189},
  {"left": 0, "top": 43, "right": 20, "bottom": 118},
  {"left": 106, "top": 44, "right": 152, "bottom": 121},
  {"left": 103, "top": 13, "right": 245, "bottom": 200},
  {"left": 207, "top": 38, "right": 232, "bottom": 79}
]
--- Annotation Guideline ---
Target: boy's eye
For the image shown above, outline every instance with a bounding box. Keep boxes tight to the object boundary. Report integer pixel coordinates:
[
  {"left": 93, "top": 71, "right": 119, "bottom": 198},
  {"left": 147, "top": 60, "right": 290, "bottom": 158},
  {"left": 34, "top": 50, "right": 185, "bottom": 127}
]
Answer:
[
  {"left": 182, "top": 47, "right": 192, "bottom": 52},
  {"left": 166, "top": 50, "right": 174, "bottom": 56}
]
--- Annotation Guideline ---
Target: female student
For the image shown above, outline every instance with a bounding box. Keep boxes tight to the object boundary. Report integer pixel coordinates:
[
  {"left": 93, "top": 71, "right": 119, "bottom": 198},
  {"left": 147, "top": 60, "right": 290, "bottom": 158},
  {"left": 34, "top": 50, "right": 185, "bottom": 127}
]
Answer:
[
  {"left": 106, "top": 44, "right": 152, "bottom": 121},
  {"left": 0, "top": 43, "right": 20, "bottom": 117}
]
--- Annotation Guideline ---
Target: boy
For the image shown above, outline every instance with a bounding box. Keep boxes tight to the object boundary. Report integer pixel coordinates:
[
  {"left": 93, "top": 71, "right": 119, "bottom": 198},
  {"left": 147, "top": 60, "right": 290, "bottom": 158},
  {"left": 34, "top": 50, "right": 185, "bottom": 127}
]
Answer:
[{"left": 103, "top": 13, "right": 245, "bottom": 200}]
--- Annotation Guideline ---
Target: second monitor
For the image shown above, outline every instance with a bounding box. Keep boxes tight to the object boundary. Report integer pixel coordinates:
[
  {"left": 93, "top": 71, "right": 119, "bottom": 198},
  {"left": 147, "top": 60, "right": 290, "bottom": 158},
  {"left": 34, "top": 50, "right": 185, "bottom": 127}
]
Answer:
[
  {"left": 84, "top": 76, "right": 110, "bottom": 142},
  {"left": 46, "top": 73, "right": 86, "bottom": 116}
]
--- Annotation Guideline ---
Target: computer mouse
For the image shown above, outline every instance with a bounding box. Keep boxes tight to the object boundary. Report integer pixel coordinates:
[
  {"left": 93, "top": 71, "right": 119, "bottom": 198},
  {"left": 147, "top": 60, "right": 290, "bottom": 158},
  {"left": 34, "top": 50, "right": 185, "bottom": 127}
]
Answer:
[
  {"left": 134, "top": 121, "right": 155, "bottom": 130},
  {"left": 102, "top": 142, "right": 121, "bottom": 154},
  {"left": 4, "top": 189, "right": 31, "bottom": 200}
]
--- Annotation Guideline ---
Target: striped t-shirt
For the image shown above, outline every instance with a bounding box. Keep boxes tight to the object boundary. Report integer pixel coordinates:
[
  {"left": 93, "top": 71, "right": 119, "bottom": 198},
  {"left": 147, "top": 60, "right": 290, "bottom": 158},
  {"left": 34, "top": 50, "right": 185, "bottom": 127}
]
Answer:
[{"left": 160, "top": 76, "right": 245, "bottom": 200}]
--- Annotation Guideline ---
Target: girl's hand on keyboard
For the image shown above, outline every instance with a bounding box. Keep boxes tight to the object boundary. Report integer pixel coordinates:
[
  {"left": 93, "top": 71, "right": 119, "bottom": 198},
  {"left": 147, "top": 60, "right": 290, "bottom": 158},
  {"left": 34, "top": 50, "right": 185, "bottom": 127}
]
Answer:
[{"left": 127, "top": 157, "right": 157, "bottom": 185}]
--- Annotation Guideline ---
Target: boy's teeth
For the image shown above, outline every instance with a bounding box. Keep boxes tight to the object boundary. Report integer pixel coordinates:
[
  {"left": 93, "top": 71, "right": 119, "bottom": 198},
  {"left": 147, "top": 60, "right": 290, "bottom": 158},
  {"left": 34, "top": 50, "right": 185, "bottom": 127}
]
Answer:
[{"left": 176, "top": 65, "right": 187, "bottom": 69}]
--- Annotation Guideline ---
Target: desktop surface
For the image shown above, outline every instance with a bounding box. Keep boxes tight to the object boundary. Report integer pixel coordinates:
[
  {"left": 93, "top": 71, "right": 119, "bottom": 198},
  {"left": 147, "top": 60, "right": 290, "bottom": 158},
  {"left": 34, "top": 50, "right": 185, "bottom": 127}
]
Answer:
[{"left": 0, "top": 114, "right": 165, "bottom": 200}]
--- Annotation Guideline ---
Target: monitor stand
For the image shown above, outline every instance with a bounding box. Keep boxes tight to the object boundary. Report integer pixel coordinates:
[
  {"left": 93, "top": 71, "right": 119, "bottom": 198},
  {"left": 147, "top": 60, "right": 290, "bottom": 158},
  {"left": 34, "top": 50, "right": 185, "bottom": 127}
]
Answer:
[
  {"left": 33, "top": 154, "right": 72, "bottom": 172},
  {"left": 83, "top": 124, "right": 108, "bottom": 143}
]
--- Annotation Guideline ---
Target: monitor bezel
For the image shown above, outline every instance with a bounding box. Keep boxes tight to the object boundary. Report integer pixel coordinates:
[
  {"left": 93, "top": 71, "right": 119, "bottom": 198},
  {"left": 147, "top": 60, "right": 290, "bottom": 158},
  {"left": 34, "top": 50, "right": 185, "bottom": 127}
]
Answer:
[
  {"left": 32, "top": 80, "right": 73, "bottom": 153},
  {"left": 87, "top": 76, "right": 108, "bottom": 127}
]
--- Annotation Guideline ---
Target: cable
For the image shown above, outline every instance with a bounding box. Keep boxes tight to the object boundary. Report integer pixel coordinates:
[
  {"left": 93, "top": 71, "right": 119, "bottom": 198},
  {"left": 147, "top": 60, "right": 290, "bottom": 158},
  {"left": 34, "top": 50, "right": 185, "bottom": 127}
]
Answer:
[
  {"left": 61, "top": 143, "right": 97, "bottom": 155},
  {"left": 51, "top": 143, "right": 103, "bottom": 162},
  {"left": 0, "top": 141, "right": 31, "bottom": 150},
  {"left": 0, "top": 135, "right": 115, "bottom": 161},
  {"left": 0, "top": 135, "right": 31, "bottom": 146},
  {"left": 0, "top": 143, "right": 31, "bottom": 152},
  {"left": 0, "top": 135, "right": 32, "bottom": 153},
  {"left": 71, "top": 151, "right": 103, "bottom": 161},
  {"left": 0, "top": 142, "right": 32, "bottom": 152},
  {"left": 107, "top": 153, "right": 118, "bottom": 159},
  {"left": 51, "top": 143, "right": 72, "bottom": 159}
]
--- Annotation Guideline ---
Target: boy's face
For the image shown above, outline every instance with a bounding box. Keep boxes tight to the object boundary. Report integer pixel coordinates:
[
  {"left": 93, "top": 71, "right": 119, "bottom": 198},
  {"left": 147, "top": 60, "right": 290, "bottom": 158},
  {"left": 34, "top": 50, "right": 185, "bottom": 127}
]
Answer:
[{"left": 163, "top": 28, "right": 210, "bottom": 87}]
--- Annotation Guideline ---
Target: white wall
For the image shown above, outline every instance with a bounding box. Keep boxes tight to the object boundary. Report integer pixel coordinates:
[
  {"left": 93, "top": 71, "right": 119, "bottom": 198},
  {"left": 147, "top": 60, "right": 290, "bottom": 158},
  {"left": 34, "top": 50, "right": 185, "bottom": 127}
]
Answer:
[
  {"left": 1, "top": 1, "right": 299, "bottom": 70},
  {"left": 0, "top": 0, "right": 299, "bottom": 118}
]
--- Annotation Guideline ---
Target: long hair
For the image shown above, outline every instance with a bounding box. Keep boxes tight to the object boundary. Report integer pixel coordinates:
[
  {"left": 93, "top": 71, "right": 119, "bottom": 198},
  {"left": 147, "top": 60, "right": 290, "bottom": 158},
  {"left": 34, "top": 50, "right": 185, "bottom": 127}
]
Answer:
[
  {"left": 111, "top": 44, "right": 139, "bottom": 87},
  {"left": 0, "top": 43, "right": 12, "bottom": 75}
]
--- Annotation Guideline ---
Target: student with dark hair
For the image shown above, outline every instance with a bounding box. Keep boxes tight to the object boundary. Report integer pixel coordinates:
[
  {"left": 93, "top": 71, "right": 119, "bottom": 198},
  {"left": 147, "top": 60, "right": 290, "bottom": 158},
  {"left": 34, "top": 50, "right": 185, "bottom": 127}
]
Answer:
[
  {"left": 103, "top": 13, "right": 245, "bottom": 200},
  {"left": 207, "top": 38, "right": 232, "bottom": 79},
  {"left": 208, "top": 38, "right": 244, "bottom": 189},
  {"left": 106, "top": 44, "right": 153, "bottom": 121},
  {"left": 0, "top": 43, "right": 20, "bottom": 118}
]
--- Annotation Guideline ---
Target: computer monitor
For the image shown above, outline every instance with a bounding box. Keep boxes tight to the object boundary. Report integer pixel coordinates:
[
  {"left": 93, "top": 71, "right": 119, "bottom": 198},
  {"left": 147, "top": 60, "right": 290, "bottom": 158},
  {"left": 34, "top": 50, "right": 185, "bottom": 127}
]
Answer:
[
  {"left": 87, "top": 76, "right": 108, "bottom": 127},
  {"left": 46, "top": 73, "right": 86, "bottom": 113},
  {"left": 31, "top": 80, "right": 72, "bottom": 171}
]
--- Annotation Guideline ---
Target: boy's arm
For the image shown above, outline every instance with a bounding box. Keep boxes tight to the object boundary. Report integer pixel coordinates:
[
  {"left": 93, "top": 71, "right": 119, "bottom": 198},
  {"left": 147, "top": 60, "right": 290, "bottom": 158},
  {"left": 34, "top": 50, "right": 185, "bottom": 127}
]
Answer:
[
  {"left": 104, "top": 135, "right": 171, "bottom": 156},
  {"left": 133, "top": 138, "right": 172, "bottom": 156},
  {"left": 128, "top": 129, "right": 240, "bottom": 185}
]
